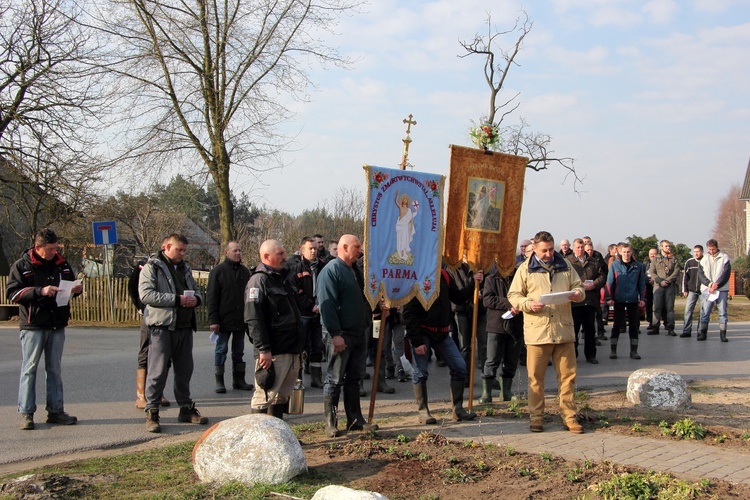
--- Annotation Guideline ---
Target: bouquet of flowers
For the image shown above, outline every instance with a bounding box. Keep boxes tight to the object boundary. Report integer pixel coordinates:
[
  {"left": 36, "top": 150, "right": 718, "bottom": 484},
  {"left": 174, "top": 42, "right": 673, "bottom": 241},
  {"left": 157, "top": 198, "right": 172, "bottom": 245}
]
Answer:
[{"left": 469, "top": 120, "right": 500, "bottom": 150}]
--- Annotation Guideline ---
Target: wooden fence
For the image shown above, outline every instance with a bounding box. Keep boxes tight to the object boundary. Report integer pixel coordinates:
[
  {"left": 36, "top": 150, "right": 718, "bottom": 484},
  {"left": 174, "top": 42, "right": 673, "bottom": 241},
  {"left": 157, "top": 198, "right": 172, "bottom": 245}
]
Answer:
[{"left": 1, "top": 276, "right": 209, "bottom": 327}]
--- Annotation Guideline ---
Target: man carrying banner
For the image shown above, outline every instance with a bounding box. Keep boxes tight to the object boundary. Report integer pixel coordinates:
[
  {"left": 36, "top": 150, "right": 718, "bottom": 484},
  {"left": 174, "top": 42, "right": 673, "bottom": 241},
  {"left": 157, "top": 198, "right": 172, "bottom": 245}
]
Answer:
[
  {"left": 402, "top": 267, "right": 482, "bottom": 424},
  {"left": 508, "top": 231, "right": 585, "bottom": 434}
]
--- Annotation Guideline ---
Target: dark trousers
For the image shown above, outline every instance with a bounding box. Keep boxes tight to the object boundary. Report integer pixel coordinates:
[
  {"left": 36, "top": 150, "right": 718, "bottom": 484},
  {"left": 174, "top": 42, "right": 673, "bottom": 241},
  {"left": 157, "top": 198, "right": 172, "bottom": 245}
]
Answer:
[
  {"left": 612, "top": 303, "right": 640, "bottom": 340},
  {"left": 302, "top": 316, "right": 324, "bottom": 364},
  {"left": 454, "top": 311, "right": 487, "bottom": 370},
  {"left": 653, "top": 285, "right": 676, "bottom": 330},
  {"left": 137, "top": 315, "right": 149, "bottom": 369},
  {"left": 645, "top": 284, "right": 654, "bottom": 326},
  {"left": 145, "top": 327, "right": 194, "bottom": 410},
  {"left": 214, "top": 330, "right": 246, "bottom": 366},
  {"left": 483, "top": 331, "right": 521, "bottom": 380},
  {"left": 324, "top": 331, "right": 367, "bottom": 399},
  {"left": 572, "top": 305, "right": 597, "bottom": 360}
]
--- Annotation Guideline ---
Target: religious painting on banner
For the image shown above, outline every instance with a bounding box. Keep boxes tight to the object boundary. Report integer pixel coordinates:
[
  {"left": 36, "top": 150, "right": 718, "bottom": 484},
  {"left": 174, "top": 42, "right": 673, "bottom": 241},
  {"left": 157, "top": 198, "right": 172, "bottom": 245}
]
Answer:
[
  {"left": 363, "top": 165, "right": 445, "bottom": 310},
  {"left": 444, "top": 145, "right": 528, "bottom": 277}
]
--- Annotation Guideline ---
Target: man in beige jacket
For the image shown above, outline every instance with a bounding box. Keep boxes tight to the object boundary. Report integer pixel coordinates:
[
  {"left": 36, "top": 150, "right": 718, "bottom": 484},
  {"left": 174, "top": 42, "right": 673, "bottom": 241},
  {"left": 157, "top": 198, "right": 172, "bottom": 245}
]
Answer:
[{"left": 509, "top": 231, "right": 585, "bottom": 434}]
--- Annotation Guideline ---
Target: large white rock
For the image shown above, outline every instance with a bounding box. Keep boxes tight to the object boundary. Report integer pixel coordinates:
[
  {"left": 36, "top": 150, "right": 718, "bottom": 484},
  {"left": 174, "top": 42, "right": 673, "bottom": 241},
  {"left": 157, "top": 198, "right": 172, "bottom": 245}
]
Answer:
[
  {"left": 192, "top": 414, "right": 307, "bottom": 485},
  {"left": 312, "top": 485, "right": 389, "bottom": 500},
  {"left": 626, "top": 369, "right": 691, "bottom": 410}
]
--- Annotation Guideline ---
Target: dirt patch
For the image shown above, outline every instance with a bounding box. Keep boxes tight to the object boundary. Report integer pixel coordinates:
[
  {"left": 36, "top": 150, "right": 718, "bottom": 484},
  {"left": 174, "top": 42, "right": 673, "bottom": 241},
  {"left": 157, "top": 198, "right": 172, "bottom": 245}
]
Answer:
[{"left": 293, "top": 377, "right": 750, "bottom": 499}]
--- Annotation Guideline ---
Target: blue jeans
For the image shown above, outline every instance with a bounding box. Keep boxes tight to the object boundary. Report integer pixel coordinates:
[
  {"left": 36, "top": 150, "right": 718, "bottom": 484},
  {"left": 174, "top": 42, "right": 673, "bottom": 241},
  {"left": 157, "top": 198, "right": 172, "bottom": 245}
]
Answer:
[
  {"left": 18, "top": 328, "right": 66, "bottom": 415},
  {"left": 410, "top": 334, "right": 467, "bottom": 384},
  {"left": 700, "top": 291, "right": 728, "bottom": 328},
  {"left": 214, "top": 330, "right": 246, "bottom": 366},
  {"left": 683, "top": 291, "right": 703, "bottom": 334}
]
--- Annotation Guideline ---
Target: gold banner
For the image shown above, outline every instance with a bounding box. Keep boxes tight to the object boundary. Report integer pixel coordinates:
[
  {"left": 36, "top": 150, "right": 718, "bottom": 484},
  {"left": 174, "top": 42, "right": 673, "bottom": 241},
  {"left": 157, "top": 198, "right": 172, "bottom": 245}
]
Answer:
[{"left": 444, "top": 145, "right": 528, "bottom": 276}]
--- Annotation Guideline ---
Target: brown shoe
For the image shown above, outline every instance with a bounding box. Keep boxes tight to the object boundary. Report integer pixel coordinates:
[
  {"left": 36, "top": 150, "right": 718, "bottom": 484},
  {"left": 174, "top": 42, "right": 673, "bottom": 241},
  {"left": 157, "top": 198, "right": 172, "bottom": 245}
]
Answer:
[
  {"left": 530, "top": 419, "right": 544, "bottom": 432},
  {"left": 178, "top": 403, "right": 208, "bottom": 425},
  {"left": 565, "top": 420, "right": 584, "bottom": 434}
]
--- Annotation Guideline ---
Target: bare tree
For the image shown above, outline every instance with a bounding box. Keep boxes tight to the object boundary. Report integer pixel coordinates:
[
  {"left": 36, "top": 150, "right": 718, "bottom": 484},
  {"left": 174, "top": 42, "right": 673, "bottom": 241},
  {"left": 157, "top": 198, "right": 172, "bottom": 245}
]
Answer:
[
  {"left": 0, "top": 0, "right": 109, "bottom": 255},
  {"left": 90, "top": 0, "right": 360, "bottom": 245},
  {"left": 712, "top": 184, "right": 746, "bottom": 259},
  {"left": 459, "top": 13, "right": 582, "bottom": 190}
]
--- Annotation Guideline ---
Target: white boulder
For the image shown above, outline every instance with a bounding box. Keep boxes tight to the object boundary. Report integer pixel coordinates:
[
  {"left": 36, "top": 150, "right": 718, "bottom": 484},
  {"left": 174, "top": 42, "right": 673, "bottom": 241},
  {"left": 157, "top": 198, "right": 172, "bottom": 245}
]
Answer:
[
  {"left": 192, "top": 414, "right": 307, "bottom": 485},
  {"left": 312, "top": 485, "right": 389, "bottom": 500},
  {"left": 626, "top": 369, "right": 691, "bottom": 410}
]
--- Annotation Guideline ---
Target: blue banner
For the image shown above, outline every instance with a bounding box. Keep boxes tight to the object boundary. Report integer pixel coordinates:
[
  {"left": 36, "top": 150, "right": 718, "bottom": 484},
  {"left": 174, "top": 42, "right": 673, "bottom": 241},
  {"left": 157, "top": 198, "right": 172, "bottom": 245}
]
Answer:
[{"left": 363, "top": 165, "right": 445, "bottom": 310}]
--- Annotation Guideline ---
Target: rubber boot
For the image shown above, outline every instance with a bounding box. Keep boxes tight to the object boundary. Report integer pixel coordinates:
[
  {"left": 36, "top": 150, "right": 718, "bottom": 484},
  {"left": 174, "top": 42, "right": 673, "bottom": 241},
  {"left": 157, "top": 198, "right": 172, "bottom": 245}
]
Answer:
[
  {"left": 609, "top": 337, "right": 618, "bottom": 359},
  {"left": 343, "top": 383, "right": 378, "bottom": 432},
  {"left": 324, "top": 395, "right": 340, "bottom": 437},
  {"left": 215, "top": 365, "right": 226, "bottom": 393},
  {"left": 479, "top": 378, "right": 492, "bottom": 404},
  {"left": 720, "top": 328, "right": 728, "bottom": 342},
  {"left": 136, "top": 368, "right": 147, "bottom": 409},
  {"left": 268, "top": 404, "right": 285, "bottom": 419},
  {"left": 501, "top": 377, "right": 513, "bottom": 402},
  {"left": 232, "top": 362, "right": 254, "bottom": 390},
  {"left": 629, "top": 339, "right": 641, "bottom": 359},
  {"left": 377, "top": 363, "right": 395, "bottom": 394},
  {"left": 450, "top": 379, "right": 476, "bottom": 421},
  {"left": 413, "top": 382, "right": 436, "bottom": 424},
  {"left": 697, "top": 322, "right": 708, "bottom": 341},
  {"left": 309, "top": 365, "right": 324, "bottom": 388}
]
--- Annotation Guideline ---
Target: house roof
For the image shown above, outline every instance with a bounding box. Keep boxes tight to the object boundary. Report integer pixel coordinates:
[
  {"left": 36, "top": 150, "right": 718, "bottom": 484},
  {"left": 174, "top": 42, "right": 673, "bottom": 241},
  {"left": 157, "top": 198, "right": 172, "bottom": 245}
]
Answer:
[{"left": 740, "top": 157, "right": 750, "bottom": 200}]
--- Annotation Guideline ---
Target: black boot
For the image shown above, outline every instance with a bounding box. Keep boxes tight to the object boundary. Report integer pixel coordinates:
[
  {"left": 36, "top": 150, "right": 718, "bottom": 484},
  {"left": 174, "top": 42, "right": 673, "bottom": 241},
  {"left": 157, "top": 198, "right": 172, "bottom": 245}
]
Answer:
[
  {"left": 630, "top": 339, "right": 641, "bottom": 359},
  {"left": 268, "top": 404, "right": 285, "bottom": 419},
  {"left": 377, "top": 363, "right": 395, "bottom": 394},
  {"left": 610, "top": 338, "right": 618, "bottom": 359},
  {"left": 450, "top": 379, "right": 476, "bottom": 421},
  {"left": 479, "top": 378, "right": 493, "bottom": 404},
  {"left": 501, "top": 377, "right": 513, "bottom": 402},
  {"left": 215, "top": 365, "right": 226, "bottom": 394},
  {"left": 720, "top": 328, "right": 728, "bottom": 342},
  {"left": 250, "top": 407, "right": 267, "bottom": 414},
  {"left": 323, "top": 394, "right": 340, "bottom": 437},
  {"left": 232, "top": 362, "right": 254, "bottom": 390},
  {"left": 697, "top": 322, "right": 708, "bottom": 341},
  {"left": 413, "top": 382, "right": 436, "bottom": 424},
  {"left": 343, "top": 383, "right": 378, "bottom": 432},
  {"left": 309, "top": 366, "right": 324, "bottom": 388}
]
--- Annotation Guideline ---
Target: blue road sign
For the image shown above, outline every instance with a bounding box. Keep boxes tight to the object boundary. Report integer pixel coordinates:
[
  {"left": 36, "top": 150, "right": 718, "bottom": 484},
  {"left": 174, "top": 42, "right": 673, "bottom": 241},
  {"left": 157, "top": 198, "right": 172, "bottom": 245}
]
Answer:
[{"left": 93, "top": 221, "right": 118, "bottom": 246}]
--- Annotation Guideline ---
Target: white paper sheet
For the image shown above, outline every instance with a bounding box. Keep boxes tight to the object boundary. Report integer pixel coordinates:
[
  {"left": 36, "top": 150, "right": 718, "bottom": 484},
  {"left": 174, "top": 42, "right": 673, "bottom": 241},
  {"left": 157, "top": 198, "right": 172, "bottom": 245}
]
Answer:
[
  {"left": 502, "top": 310, "right": 516, "bottom": 319},
  {"left": 56, "top": 280, "right": 82, "bottom": 307},
  {"left": 538, "top": 291, "right": 573, "bottom": 305}
]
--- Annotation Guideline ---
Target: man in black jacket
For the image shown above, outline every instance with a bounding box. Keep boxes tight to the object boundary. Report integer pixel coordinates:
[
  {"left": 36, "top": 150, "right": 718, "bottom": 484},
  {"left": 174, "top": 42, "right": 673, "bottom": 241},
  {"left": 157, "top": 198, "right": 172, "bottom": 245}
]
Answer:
[
  {"left": 286, "top": 237, "right": 326, "bottom": 388},
  {"left": 402, "top": 268, "right": 481, "bottom": 424},
  {"left": 207, "top": 241, "right": 253, "bottom": 393},
  {"left": 7, "top": 228, "right": 82, "bottom": 430},
  {"left": 568, "top": 239, "right": 607, "bottom": 363},
  {"left": 680, "top": 245, "right": 704, "bottom": 338},
  {"left": 245, "top": 240, "right": 305, "bottom": 418}
]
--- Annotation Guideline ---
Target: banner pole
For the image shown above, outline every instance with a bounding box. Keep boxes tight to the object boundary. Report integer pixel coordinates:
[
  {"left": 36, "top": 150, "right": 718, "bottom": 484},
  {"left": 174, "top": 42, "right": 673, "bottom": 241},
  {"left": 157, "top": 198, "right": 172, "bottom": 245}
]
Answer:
[
  {"left": 468, "top": 284, "right": 480, "bottom": 411},
  {"left": 368, "top": 305, "right": 388, "bottom": 424}
]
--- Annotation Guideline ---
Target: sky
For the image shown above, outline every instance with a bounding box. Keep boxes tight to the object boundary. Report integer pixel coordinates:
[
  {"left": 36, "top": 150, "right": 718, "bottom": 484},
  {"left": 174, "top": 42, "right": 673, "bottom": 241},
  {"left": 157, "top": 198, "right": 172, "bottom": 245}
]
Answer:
[{"left": 232, "top": 0, "right": 750, "bottom": 253}]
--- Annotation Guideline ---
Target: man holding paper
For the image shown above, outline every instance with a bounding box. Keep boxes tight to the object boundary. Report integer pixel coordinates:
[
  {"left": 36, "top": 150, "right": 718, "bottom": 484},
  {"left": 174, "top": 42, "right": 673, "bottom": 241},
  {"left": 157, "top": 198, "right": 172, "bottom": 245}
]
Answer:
[
  {"left": 7, "top": 228, "right": 83, "bottom": 430},
  {"left": 508, "top": 231, "right": 585, "bottom": 434},
  {"left": 697, "top": 239, "right": 731, "bottom": 342}
]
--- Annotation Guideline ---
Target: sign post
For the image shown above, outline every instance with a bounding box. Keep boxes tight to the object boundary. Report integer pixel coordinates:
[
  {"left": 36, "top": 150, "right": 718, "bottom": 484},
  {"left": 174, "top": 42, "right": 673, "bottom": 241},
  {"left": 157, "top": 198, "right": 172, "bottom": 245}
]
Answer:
[{"left": 92, "top": 221, "right": 118, "bottom": 324}]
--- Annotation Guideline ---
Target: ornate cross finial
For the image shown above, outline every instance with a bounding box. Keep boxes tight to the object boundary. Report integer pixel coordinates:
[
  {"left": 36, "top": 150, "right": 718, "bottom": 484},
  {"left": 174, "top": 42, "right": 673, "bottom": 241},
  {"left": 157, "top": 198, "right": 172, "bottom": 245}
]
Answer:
[
  {"left": 400, "top": 114, "right": 417, "bottom": 170},
  {"left": 403, "top": 114, "right": 417, "bottom": 134}
]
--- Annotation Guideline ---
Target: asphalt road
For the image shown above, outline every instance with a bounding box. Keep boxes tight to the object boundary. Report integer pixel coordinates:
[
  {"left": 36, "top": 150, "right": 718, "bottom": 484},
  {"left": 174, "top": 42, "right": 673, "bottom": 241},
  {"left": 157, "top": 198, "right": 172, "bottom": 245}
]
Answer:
[{"left": 0, "top": 321, "right": 747, "bottom": 469}]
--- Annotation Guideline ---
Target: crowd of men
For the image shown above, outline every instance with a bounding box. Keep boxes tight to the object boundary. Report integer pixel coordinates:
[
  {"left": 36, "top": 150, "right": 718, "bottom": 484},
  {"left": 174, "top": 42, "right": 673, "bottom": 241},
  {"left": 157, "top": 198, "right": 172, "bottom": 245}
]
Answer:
[{"left": 7, "top": 228, "right": 732, "bottom": 435}]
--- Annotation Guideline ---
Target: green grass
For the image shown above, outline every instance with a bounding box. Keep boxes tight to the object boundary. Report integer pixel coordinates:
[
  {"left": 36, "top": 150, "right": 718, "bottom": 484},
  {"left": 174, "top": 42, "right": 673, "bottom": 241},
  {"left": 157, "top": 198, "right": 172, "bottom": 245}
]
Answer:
[{"left": 0, "top": 441, "right": 332, "bottom": 499}]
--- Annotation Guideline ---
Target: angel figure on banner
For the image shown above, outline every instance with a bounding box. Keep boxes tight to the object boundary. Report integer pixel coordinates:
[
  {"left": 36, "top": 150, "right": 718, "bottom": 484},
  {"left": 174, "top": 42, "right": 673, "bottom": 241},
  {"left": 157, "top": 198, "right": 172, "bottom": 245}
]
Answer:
[{"left": 394, "top": 191, "right": 418, "bottom": 262}]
